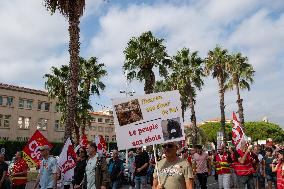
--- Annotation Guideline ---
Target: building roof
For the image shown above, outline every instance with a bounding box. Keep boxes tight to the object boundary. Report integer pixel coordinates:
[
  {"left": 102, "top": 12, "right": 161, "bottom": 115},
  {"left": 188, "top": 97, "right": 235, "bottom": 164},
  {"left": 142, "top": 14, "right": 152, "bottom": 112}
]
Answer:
[
  {"left": 90, "top": 111, "right": 113, "bottom": 117},
  {"left": 0, "top": 83, "right": 48, "bottom": 96}
]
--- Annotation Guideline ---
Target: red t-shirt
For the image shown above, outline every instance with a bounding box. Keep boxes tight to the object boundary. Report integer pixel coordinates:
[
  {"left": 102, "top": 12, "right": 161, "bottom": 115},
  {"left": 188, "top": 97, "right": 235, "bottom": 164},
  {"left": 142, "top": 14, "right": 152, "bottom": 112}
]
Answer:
[{"left": 12, "top": 158, "right": 28, "bottom": 186}]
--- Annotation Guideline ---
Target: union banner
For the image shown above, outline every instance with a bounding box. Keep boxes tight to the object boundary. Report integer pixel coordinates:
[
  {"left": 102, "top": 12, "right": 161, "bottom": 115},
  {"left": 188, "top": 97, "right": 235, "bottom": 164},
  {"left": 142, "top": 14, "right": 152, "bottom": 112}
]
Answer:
[{"left": 22, "top": 130, "right": 52, "bottom": 167}]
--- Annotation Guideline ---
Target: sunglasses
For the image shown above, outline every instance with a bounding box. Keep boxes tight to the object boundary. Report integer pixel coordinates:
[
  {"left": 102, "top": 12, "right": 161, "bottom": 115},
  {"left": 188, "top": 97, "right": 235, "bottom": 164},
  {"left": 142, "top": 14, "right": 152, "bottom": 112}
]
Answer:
[{"left": 162, "top": 144, "right": 175, "bottom": 149}]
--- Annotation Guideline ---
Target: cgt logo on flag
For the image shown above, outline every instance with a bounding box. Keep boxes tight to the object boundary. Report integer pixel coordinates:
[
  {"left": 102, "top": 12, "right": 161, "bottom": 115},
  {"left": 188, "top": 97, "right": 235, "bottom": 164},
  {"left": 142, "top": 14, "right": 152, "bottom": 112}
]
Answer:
[
  {"left": 60, "top": 145, "right": 76, "bottom": 174},
  {"left": 95, "top": 135, "right": 107, "bottom": 155},
  {"left": 232, "top": 112, "right": 245, "bottom": 151}
]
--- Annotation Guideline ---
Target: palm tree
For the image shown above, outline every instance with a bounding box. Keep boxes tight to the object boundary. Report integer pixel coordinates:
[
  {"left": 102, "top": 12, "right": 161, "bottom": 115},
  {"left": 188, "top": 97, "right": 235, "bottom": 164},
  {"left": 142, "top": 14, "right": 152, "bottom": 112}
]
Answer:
[
  {"left": 44, "top": 0, "right": 86, "bottom": 141},
  {"left": 205, "top": 46, "right": 229, "bottom": 141},
  {"left": 226, "top": 53, "right": 255, "bottom": 127},
  {"left": 45, "top": 57, "right": 107, "bottom": 143},
  {"left": 123, "top": 31, "right": 170, "bottom": 94},
  {"left": 171, "top": 48, "right": 204, "bottom": 146},
  {"left": 79, "top": 57, "right": 107, "bottom": 135}
]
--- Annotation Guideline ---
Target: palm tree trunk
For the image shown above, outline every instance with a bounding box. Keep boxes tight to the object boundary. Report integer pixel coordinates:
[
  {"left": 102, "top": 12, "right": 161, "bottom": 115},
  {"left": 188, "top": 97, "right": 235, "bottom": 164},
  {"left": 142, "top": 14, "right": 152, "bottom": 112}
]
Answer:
[
  {"left": 189, "top": 93, "right": 197, "bottom": 146},
  {"left": 218, "top": 77, "right": 226, "bottom": 142},
  {"left": 74, "top": 123, "right": 80, "bottom": 146},
  {"left": 65, "top": 3, "right": 80, "bottom": 142},
  {"left": 144, "top": 70, "right": 155, "bottom": 94},
  {"left": 235, "top": 82, "right": 245, "bottom": 128}
]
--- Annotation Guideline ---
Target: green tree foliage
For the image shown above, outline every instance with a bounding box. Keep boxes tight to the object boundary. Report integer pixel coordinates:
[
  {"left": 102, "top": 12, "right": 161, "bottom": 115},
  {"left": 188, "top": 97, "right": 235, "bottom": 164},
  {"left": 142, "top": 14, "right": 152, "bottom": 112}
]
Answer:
[
  {"left": 45, "top": 57, "right": 107, "bottom": 143},
  {"left": 199, "top": 122, "right": 232, "bottom": 143},
  {"left": 226, "top": 53, "right": 255, "bottom": 127},
  {"left": 200, "top": 121, "right": 284, "bottom": 144},
  {"left": 123, "top": 31, "right": 171, "bottom": 94}
]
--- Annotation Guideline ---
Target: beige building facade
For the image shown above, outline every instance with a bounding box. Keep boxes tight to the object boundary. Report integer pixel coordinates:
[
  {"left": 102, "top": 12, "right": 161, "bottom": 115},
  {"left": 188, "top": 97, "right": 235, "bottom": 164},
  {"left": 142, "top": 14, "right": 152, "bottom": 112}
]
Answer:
[
  {"left": 0, "top": 83, "right": 64, "bottom": 142},
  {"left": 87, "top": 110, "right": 116, "bottom": 143},
  {"left": 0, "top": 83, "right": 116, "bottom": 143}
]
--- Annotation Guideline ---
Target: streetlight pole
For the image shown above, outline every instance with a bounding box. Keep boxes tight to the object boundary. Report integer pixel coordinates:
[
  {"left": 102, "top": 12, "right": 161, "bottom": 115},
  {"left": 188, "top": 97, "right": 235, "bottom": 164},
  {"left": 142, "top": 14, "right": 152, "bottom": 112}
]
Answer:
[{"left": 120, "top": 71, "right": 135, "bottom": 167}]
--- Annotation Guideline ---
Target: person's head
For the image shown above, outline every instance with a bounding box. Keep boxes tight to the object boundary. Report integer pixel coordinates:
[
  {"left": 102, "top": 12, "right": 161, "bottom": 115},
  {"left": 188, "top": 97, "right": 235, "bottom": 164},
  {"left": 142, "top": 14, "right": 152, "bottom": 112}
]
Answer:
[
  {"left": 15, "top": 151, "right": 23, "bottom": 160},
  {"left": 190, "top": 148, "right": 196, "bottom": 155},
  {"left": 195, "top": 145, "right": 203, "bottom": 155},
  {"left": 128, "top": 151, "right": 133, "bottom": 158},
  {"left": 265, "top": 147, "right": 273, "bottom": 157},
  {"left": 78, "top": 147, "right": 87, "bottom": 159},
  {"left": 0, "top": 153, "right": 4, "bottom": 162},
  {"left": 277, "top": 149, "right": 284, "bottom": 162},
  {"left": 86, "top": 142, "right": 97, "bottom": 157},
  {"left": 162, "top": 142, "right": 179, "bottom": 159},
  {"left": 112, "top": 150, "right": 119, "bottom": 160},
  {"left": 136, "top": 147, "right": 143, "bottom": 155},
  {"left": 39, "top": 145, "right": 50, "bottom": 159}
]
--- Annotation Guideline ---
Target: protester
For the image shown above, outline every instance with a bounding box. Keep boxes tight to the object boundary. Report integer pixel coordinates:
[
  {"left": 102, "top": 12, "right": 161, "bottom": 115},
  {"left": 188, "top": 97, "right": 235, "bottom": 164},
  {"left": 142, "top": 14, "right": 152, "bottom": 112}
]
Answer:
[
  {"left": 107, "top": 150, "right": 124, "bottom": 189},
  {"left": 252, "top": 145, "right": 265, "bottom": 189},
  {"left": 228, "top": 146, "right": 238, "bottom": 188},
  {"left": 0, "top": 153, "right": 9, "bottom": 189},
  {"left": 73, "top": 147, "right": 87, "bottom": 189},
  {"left": 11, "top": 151, "right": 28, "bottom": 189},
  {"left": 127, "top": 151, "right": 135, "bottom": 186},
  {"left": 85, "top": 142, "right": 109, "bottom": 189},
  {"left": 134, "top": 147, "right": 149, "bottom": 189},
  {"left": 215, "top": 146, "right": 231, "bottom": 189},
  {"left": 264, "top": 147, "right": 276, "bottom": 189},
  {"left": 233, "top": 142, "right": 256, "bottom": 189},
  {"left": 192, "top": 145, "right": 211, "bottom": 189},
  {"left": 152, "top": 142, "right": 193, "bottom": 189},
  {"left": 33, "top": 145, "right": 58, "bottom": 189},
  {"left": 272, "top": 149, "right": 284, "bottom": 189}
]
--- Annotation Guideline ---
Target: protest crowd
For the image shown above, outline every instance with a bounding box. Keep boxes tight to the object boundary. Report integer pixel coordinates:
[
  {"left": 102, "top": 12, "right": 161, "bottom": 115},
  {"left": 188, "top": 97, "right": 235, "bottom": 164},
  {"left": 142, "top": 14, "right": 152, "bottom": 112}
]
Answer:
[{"left": 1, "top": 137, "right": 284, "bottom": 189}]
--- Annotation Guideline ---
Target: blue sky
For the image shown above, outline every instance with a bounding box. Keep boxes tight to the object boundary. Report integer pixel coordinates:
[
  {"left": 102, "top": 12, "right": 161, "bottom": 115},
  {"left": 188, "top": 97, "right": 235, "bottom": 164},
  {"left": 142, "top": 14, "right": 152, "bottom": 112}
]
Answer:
[{"left": 0, "top": 0, "right": 284, "bottom": 127}]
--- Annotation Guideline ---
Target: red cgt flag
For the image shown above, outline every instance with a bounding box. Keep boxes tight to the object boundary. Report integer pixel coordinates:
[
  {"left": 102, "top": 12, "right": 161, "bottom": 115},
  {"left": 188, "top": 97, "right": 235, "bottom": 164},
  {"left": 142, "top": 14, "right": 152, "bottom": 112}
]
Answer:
[
  {"left": 22, "top": 130, "right": 52, "bottom": 167},
  {"left": 232, "top": 112, "right": 246, "bottom": 153}
]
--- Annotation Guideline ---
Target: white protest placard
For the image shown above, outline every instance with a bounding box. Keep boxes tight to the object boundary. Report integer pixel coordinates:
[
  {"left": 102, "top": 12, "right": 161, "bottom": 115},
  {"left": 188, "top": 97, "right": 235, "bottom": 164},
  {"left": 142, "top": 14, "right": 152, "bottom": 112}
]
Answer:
[{"left": 112, "top": 90, "right": 184, "bottom": 150}]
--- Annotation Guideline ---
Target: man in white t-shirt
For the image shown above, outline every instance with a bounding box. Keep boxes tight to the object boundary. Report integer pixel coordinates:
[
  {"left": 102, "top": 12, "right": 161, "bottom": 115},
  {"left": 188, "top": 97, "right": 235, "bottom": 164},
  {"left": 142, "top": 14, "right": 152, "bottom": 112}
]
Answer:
[{"left": 192, "top": 145, "right": 211, "bottom": 189}]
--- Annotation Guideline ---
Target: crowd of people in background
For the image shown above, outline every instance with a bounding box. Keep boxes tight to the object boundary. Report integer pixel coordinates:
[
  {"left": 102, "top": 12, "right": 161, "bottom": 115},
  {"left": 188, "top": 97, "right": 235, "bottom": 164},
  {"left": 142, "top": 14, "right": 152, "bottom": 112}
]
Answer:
[{"left": 2, "top": 141, "right": 284, "bottom": 189}]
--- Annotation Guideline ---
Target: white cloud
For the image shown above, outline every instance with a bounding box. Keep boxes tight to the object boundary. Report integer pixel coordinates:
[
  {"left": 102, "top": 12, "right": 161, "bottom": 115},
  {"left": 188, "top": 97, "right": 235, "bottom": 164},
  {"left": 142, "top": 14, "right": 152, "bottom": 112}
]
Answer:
[{"left": 88, "top": 1, "right": 284, "bottom": 126}]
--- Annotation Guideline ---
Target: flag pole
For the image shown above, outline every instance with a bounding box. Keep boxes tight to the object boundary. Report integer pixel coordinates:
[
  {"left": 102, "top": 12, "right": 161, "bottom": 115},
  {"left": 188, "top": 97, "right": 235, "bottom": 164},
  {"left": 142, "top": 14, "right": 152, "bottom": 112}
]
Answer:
[{"left": 153, "top": 144, "right": 160, "bottom": 184}]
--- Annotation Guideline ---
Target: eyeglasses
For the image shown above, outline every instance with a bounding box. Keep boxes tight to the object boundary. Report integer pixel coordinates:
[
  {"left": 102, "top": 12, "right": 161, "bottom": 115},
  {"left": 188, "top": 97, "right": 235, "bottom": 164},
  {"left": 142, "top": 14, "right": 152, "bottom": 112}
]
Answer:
[
  {"left": 162, "top": 144, "right": 175, "bottom": 149},
  {"left": 79, "top": 151, "right": 84, "bottom": 153}
]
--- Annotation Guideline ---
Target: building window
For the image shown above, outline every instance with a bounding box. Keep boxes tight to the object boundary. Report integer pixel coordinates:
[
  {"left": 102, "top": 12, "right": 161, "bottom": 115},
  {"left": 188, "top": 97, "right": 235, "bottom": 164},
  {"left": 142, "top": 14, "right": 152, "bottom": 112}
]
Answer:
[
  {"left": 27, "top": 100, "right": 33, "bottom": 109},
  {"left": 6, "top": 97, "right": 13, "bottom": 106},
  {"left": 24, "top": 117, "right": 30, "bottom": 129},
  {"left": 44, "top": 103, "right": 50, "bottom": 111},
  {"left": 98, "top": 118, "right": 103, "bottom": 123},
  {"left": 54, "top": 120, "right": 64, "bottom": 131},
  {"left": 98, "top": 126, "right": 103, "bottom": 132},
  {"left": 19, "top": 98, "right": 24, "bottom": 109},
  {"left": 3, "top": 115, "right": 11, "bottom": 127},
  {"left": 38, "top": 102, "right": 42, "bottom": 110},
  {"left": 18, "top": 116, "right": 23, "bottom": 128},
  {"left": 105, "top": 135, "right": 109, "bottom": 142},
  {"left": 105, "top": 119, "right": 110, "bottom": 124},
  {"left": 92, "top": 118, "right": 96, "bottom": 122},
  {"left": 0, "top": 96, "right": 3, "bottom": 106},
  {"left": 37, "top": 118, "right": 48, "bottom": 130},
  {"left": 93, "top": 126, "right": 97, "bottom": 131},
  {"left": 112, "top": 135, "right": 116, "bottom": 142}
]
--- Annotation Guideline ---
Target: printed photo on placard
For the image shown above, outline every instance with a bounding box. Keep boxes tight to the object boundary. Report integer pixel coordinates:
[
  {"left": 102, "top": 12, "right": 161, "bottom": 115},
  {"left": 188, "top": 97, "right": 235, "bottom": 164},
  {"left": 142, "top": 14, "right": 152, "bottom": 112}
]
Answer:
[
  {"left": 114, "top": 99, "right": 143, "bottom": 126},
  {"left": 161, "top": 117, "right": 182, "bottom": 141}
]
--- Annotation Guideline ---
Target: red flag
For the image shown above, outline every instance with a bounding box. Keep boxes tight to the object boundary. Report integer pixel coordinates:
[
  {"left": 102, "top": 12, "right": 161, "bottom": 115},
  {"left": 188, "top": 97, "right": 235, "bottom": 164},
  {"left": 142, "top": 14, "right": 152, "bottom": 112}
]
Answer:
[
  {"left": 95, "top": 135, "right": 107, "bottom": 155},
  {"left": 80, "top": 134, "right": 88, "bottom": 148},
  {"left": 22, "top": 130, "right": 52, "bottom": 167},
  {"left": 232, "top": 112, "right": 246, "bottom": 153}
]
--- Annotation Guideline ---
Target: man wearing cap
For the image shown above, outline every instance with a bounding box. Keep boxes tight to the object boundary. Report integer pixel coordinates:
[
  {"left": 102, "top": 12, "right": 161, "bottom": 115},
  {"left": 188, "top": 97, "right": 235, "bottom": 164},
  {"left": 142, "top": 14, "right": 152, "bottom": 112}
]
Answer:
[
  {"left": 11, "top": 151, "right": 28, "bottom": 189},
  {"left": 152, "top": 142, "right": 193, "bottom": 189},
  {"left": 33, "top": 145, "right": 58, "bottom": 189}
]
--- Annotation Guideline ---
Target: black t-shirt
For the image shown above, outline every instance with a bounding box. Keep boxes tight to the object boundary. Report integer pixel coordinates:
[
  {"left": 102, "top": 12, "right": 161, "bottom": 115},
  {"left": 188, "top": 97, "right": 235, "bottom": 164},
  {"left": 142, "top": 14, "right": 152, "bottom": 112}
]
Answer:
[
  {"left": 135, "top": 152, "right": 149, "bottom": 176},
  {"left": 74, "top": 159, "right": 87, "bottom": 185},
  {"left": 0, "top": 161, "right": 8, "bottom": 180}
]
